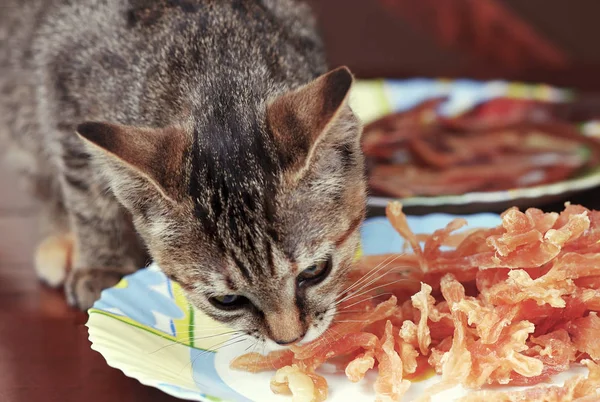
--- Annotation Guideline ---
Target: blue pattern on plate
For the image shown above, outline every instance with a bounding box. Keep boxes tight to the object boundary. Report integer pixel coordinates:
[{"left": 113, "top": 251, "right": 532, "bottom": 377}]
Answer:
[
  {"left": 384, "top": 79, "right": 494, "bottom": 116},
  {"left": 382, "top": 78, "right": 561, "bottom": 118},
  {"left": 385, "top": 79, "right": 447, "bottom": 112},
  {"left": 190, "top": 349, "right": 253, "bottom": 402},
  {"left": 94, "top": 269, "right": 185, "bottom": 334}
]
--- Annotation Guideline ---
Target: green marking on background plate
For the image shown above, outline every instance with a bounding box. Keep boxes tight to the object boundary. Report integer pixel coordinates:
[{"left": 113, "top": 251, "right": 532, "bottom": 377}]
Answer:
[{"left": 350, "top": 79, "right": 392, "bottom": 124}]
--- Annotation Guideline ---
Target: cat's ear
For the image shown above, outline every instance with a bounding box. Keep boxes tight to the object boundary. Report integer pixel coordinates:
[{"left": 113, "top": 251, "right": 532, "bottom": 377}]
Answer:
[
  {"left": 267, "top": 66, "right": 357, "bottom": 170},
  {"left": 76, "top": 122, "right": 188, "bottom": 203}
]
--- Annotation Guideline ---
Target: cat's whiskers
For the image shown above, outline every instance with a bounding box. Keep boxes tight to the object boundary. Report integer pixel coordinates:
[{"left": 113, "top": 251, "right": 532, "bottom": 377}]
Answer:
[
  {"left": 321, "top": 292, "right": 395, "bottom": 324},
  {"left": 339, "top": 254, "right": 399, "bottom": 298},
  {"left": 329, "top": 309, "right": 367, "bottom": 314},
  {"left": 194, "top": 334, "right": 247, "bottom": 356},
  {"left": 321, "top": 305, "right": 372, "bottom": 318},
  {"left": 176, "top": 329, "right": 241, "bottom": 335},
  {"left": 337, "top": 292, "right": 395, "bottom": 311},
  {"left": 317, "top": 326, "right": 336, "bottom": 353},
  {"left": 321, "top": 308, "right": 369, "bottom": 321},
  {"left": 177, "top": 327, "right": 237, "bottom": 332},
  {"left": 338, "top": 277, "right": 415, "bottom": 308},
  {"left": 179, "top": 331, "right": 243, "bottom": 343},
  {"left": 298, "top": 324, "right": 340, "bottom": 357},
  {"left": 175, "top": 328, "right": 242, "bottom": 335},
  {"left": 183, "top": 323, "right": 238, "bottom": 328},
  {"left": 335, "top": 268, "right": 413, "bottom": 311},
  {"left": 244, "top": 336, "right": 262, "bottom": 372},
  {"left": 147, "top": 330, "right": 244, "bottom": 354},
  {"left": 180, "top": 335, "right": 248, "bottom": 376},
  {"left": 327, "top": 327, "right": 343, "bottom": 345},
  {"left": 336, "top": 260, "right": 415, "bottom": 307},
  {"left": 333, "top": 320, "right": 367, "bottom": 323}
]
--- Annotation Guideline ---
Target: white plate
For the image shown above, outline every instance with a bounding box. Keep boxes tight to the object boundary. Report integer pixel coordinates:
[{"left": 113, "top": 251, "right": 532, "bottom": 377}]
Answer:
[
  {"left": 87, "top": 213, "right": 588, "bottom": 401},
  {"left": 349, "top": 78, "right": 600, "bottom": 213}
]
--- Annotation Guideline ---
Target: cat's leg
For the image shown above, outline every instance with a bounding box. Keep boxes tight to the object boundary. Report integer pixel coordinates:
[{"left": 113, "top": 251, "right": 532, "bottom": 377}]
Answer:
[
  {"left": 35, "top": 231, "right": 74, "bottom": 288},
  {"left": 58, "top": 136, "right": 148, "bottom": 310},
  {"left": 1, "top": 37, "right": 78, "bottom": 287},
  {"left": 33, "top": 175, "right": 74, "bottom": 288},
  {"left": 3, "top": 140, "right": 74, "bottom": 287}
]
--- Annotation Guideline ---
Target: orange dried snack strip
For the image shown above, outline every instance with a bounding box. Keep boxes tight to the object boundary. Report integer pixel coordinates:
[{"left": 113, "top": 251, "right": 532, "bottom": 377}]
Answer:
[
  {"left": 567, "top": 312, "right": 600, "bottom": 360},
  {"left": 364, "top": 98, "right": 599, "bottom": 198},
  {"left": 270, "top": 365, "right": 328, "bottom": 402},
  {"left": 458, "top": 360, "right": 600, "bottom": 402},
  {"left": 230, "top": 349, "right": 294, "bottom": 373},
  {"left": 345, "top": 350, "right": 375, "bottom": 382},
  {"left": 291, "top": 296, "right": 398, "bottom": 360},
  {"left": 300, "top": 332, "right": 379, "bottom": 371},
  {"left": 411, "top": 283, "right": 446, "bottom": 355},
  {"left": 307, "top": 373, "right": 328, "bottom": 402},
  {"left": 397, "top": 341, "right": 419, "bottom": 376},
  {"left": 231, "top": 202, "right": 600, "bottom": 401},
  {"left": 374, "top": 321, "right": 411, "bottom": 402},
  {"left": 386, "top": 202, "right": 427, "bottom": 271}
]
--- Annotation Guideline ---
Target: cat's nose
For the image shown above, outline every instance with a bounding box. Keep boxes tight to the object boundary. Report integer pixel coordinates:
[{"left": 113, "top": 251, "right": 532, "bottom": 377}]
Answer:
[
  {"left": 274, "top": 333, "right": 306, "bottom": 346},
  {"left": 265, "top": 308, "right": 306, "bottom": 346}
]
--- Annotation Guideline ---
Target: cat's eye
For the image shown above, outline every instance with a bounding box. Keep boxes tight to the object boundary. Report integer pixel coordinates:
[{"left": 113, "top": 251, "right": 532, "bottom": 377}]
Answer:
[
  {"left": 297, "top": 255, "right": 333, "bottom": 287},
  {"left": 209, "top": 294, "right": 249, "bottom": 310}
]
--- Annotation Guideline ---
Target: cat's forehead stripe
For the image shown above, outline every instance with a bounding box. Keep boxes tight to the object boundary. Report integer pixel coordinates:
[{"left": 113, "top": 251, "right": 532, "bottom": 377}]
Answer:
[
  {"left": 265, "top": 239, "right": 276, "bottom": 277},
  {"left": 231, "top": 253, "right": 254, "bottom": 284},
  {"left": 187, "top": 118, "right": 285, "bottom": 271}
]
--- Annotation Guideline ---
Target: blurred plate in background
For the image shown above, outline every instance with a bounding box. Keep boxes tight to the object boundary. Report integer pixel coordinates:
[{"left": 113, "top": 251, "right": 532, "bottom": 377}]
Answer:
[{"left": 350, "top": 79, "right": 600, "bottom": 215}]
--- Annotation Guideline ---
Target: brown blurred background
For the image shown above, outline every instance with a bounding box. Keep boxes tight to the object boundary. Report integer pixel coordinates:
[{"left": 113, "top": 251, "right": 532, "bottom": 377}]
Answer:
[
  {"left": 3, "top": 3, "right": 600, "bottom": 401},
  {"left": 305, "top": 0, "right": 600, "bottom": 91}
]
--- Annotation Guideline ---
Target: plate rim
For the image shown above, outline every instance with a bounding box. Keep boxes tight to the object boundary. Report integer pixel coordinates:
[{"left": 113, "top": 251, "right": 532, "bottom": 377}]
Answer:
[
  {"left": 354, "top": 77, "right": 596, "bottom": 209},
  {"left": 86, "top": 315, "right": 212, "bottom": 402},
  {"left": 367, "top": 167, "right": 600, "bottom": 208}
]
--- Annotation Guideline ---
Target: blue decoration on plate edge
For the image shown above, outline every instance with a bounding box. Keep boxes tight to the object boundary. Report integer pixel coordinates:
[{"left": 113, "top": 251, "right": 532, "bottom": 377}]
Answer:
[
  {"left": 94, "top": 268, "right": 185, "bottom": 335},
  {"left": 190, "top": 349, "right": 253, "bottom": 402}
]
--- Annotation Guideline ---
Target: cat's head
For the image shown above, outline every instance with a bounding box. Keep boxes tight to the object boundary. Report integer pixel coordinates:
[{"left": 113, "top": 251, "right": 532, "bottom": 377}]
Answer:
[{"left": 76, "top": 67, "right": 366, "bottom": 347}]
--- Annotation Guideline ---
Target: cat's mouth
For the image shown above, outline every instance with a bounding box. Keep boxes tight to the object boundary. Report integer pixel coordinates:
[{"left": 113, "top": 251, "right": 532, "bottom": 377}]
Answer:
[
  {"left": 263, "top": 331, "right": 313, "bottom": 352},
  {"left": 299, "top": 325, "right": 328, "bottom": 345},
  {"left": 262, "top": 311, "right": 335, "bottom": 352}
]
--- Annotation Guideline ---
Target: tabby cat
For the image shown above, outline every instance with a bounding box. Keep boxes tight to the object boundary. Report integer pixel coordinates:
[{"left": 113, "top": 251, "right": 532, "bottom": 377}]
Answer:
[{"left": 0, "top": 0, "right": 366, "bottom": 347}]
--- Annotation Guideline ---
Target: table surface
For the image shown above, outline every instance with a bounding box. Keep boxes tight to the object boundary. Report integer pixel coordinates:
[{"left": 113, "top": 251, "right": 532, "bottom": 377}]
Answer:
[{"left": 3, "top": 168, "right": 600, "bottom": 402}]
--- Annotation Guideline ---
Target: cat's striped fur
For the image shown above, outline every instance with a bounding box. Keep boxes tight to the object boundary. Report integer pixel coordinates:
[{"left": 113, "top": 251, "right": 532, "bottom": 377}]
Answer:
[{"left": 0, "top": 0, "right": 366, "bottom": 346}]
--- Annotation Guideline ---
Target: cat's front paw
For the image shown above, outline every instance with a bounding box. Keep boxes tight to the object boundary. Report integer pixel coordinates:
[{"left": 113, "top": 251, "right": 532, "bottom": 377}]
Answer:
[
  {"left": 34, "top": 233, "right": 75, "bottom": 287},
  {"left": 64, "top": 268, "right": 127, "bottom": 310}
]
